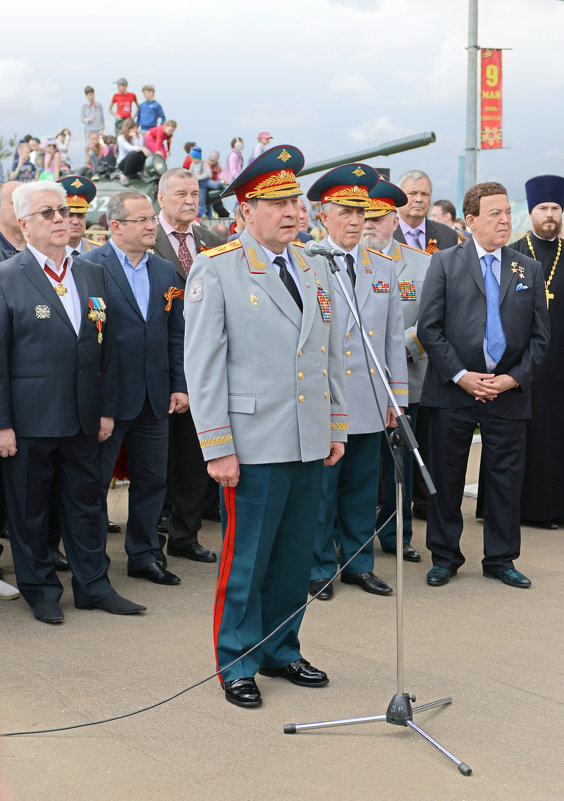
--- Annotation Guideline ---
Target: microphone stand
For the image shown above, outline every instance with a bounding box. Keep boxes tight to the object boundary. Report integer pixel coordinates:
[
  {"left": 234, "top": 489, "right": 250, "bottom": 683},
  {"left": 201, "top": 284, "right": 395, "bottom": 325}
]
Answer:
[{"left": 283, "top": 253, "right": 471, "bottom": 776}]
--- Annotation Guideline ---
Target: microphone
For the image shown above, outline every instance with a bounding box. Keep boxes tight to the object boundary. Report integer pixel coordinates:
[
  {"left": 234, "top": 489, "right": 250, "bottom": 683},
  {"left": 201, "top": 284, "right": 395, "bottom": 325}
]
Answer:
[{"left": 304, "top": 241, "right": 344, "bottom": 259}]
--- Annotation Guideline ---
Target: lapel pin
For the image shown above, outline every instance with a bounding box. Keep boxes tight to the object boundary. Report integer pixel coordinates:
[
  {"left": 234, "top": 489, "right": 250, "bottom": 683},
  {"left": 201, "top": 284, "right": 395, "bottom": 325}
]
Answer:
[{"left": 250, "top": 294, "right": 258, "bottom": 306}]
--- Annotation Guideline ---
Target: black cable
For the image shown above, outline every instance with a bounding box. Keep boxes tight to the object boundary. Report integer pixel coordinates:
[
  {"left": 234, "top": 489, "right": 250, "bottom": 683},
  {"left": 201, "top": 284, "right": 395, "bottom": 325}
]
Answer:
[{"left": 3, "top": 512, "right": 396, "bottom": 738}]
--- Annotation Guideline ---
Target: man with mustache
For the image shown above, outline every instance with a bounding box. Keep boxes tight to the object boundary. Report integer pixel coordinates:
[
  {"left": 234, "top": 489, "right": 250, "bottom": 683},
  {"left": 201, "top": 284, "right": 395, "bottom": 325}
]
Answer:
[{"left": 153, "top": 168, "right": 223, "bottom": 563}]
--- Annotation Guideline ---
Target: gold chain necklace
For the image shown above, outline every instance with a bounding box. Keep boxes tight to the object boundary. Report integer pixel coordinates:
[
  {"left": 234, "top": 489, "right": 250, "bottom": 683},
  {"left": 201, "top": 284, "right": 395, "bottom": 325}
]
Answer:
[{"left": 526, "top": 232, "right": 561, "bottom": 308}]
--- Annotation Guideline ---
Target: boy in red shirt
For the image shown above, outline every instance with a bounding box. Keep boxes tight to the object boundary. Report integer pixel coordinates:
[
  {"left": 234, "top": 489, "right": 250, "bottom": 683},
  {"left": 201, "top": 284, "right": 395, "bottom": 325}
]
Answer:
[{"left": 109, "top": 77, "right": 138, "bottom": 136}]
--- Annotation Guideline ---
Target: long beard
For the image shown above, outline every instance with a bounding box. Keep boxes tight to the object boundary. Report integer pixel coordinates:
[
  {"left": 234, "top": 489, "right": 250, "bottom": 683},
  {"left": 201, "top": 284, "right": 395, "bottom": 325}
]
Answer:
[{"left": 533, "top": 219, "right": 563, "bottom": 240}]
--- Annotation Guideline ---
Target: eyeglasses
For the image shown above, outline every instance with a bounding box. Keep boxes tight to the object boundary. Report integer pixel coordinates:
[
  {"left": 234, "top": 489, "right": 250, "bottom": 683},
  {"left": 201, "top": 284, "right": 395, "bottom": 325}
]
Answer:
[
  {"left": 115, "top": 215, "right": 159, "bottom": 225},
  {"left": 25, "top": 206, "right": 71, "bottom": 221}
]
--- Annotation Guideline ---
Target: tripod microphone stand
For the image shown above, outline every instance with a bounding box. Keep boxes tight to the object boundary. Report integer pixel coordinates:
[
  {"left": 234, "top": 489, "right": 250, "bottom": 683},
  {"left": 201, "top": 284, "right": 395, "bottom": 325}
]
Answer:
[{"left": 283, "top": 254, "right": 472, "bottom": 776}]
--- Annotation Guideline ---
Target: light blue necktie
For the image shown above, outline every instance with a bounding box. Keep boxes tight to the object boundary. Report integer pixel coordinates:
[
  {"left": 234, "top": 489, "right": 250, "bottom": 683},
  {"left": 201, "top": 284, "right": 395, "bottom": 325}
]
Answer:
[
  {"left": 410, "top": 229, "right": 423, "bottom": 250},
  {"left": 483, "top": 253, "right": 506, "bottom": 364}
]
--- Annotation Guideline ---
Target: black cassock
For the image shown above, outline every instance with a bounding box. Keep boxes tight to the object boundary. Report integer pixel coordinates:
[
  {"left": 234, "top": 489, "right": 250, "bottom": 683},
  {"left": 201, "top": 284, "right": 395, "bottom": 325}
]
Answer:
[{"left": 477, "top": 232, "right": 563, "bottom": 523}]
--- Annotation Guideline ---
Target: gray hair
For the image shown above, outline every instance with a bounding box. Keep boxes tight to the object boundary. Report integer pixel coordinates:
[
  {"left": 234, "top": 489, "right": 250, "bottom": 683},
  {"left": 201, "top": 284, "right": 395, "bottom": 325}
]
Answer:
[
  {"left": 321, "top": 201, "right": 333, "bottom": 214},
  {"left": 12, "top": 181, "right": 66, "bottom": 219},
  {"left": 396, "top": 170, "right": 432, "bottom": 192},
  {"left": 107, "top": 191, "right": 150, "bottom": 223},
  {"left": 158, "top": 167, "right": 196, "bottom": 195}
]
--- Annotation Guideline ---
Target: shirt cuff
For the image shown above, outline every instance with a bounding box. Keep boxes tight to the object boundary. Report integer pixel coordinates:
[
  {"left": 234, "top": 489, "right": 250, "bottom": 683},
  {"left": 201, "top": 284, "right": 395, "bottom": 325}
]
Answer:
[{"left": 452, "top": 369, "right": 468, "bottom": 384}]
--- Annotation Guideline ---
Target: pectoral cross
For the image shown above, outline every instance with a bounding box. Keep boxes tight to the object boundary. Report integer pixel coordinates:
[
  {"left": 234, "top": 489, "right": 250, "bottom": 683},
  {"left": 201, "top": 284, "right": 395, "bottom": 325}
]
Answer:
[{"left": 546, "top": 288, "right": 554, "bottom": 308}]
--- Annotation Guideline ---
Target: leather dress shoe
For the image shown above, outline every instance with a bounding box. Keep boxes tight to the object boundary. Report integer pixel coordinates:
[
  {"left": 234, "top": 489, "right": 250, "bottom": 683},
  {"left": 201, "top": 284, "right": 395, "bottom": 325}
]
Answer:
[
  {"left": 309, "top": 578, "right": 333, "bottom": 600},
  {"left": 341, "top": 571, "right": 393, "bottom": 595},
  {"left": 522, "top": 519, "right": 559, "bottom": 530},
  {"left": 383, "top": 543, "right": 421, "bottom": 562},
  {"left": 155, "top": 550, "right": 167, "bottom": 570},
  {"left": 157, "top": 517, "right": 169, "bottom": 534},
  {"left": 259, "top": 658, "right": 328, "bottom": 687},
  {"left": 87, "top": 591, "right": 146, "bottom": 614},
  {"left": 483, "top": 568, "right": 531, "bottom": 588},
  {"left": 426, "top": 566, "right": 456, "bottom": 586},
  {"left": 33, "top": 600, "right": 64, "bottom": 624},
  {"left": 167, "top": 542, "right": 217, "bottom": 563},
  {"left": 107, "top": 521, "right": 121, "bottom": 533},
  {"left": 223, "top": 677, "right": 262, "bottom": 708},
  {"left": 128, "top": 562, "right": 181, "bottom": 585},
  {"left": 51, "top": 549, "right": 69, "bottom": 571}
]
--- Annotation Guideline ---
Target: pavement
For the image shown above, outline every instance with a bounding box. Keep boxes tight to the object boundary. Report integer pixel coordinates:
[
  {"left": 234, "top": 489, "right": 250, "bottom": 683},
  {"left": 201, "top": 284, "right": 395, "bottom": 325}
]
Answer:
[{"left": 1, "top": 444, "right": 563, "bottom": 801}]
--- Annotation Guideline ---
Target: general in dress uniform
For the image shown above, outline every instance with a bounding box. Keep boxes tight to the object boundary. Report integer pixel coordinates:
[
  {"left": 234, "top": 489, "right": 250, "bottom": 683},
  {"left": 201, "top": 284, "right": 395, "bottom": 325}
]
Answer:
[
  {"left": 58, "top": 175, "right": 100, "bottom": 256},
  {"left": 363, "top": 178, "right": 431, "bottom": 561},
  {"left": 307, "top": 166, "right": 408, "bottom": 601},
  {"left": 184, "top": 145, "right": 347, "bottom": 708}
]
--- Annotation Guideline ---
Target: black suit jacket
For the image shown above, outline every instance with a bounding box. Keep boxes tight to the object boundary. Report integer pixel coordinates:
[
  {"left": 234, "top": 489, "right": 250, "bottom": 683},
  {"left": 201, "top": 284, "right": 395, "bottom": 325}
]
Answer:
[
  {"left": 418, "top": 239, "right": 550, "bottom": 419},
  {"left": 154, "top": 223, "right": 222, "bottom": 288},
  {"left": 0, "top": 248, "right": 117, "bottom": 437},
  {"left": 85, "top": 241, "right": 187, "bottom": 421},
  {"left": 395, "top": 218, "right": 459, "bottom": 251}
]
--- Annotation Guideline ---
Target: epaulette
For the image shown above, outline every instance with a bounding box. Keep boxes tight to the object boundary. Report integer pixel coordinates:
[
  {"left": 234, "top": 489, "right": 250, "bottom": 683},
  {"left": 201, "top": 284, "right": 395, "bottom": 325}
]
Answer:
[
  {"left": 204, "top": 239, "right": 243, "bottom": 258},
  {"left": 399, "top": 242, "right": 427, "bottom": 255},
  {"left": 292, "top": 239, "right": 305, "bottom": 248},
  {"left": 85, "top": 238, "right": 101, "bottom": 248},
  {"left": 366, "top": 247, "right": 393, "bottom": 261}
]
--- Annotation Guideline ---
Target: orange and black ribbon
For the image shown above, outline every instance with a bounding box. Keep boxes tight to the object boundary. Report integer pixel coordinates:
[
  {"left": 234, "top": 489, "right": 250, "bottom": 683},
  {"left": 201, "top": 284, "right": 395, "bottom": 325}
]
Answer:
[{"left": 164, "top": 286, "right": 185, "bottom": 311}]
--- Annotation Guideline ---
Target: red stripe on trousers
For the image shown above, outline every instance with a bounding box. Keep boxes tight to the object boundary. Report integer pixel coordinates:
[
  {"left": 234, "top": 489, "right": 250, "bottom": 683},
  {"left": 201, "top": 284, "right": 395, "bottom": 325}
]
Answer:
[{"left": 213, "top": 486, "right": 236, "bottom": 683}]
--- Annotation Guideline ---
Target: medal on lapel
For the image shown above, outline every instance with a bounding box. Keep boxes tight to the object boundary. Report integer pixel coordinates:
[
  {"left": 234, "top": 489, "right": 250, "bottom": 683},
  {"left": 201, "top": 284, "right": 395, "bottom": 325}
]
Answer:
[
  {"left": 88, "top": 297, "right": 106, "bottom": 343},
  {"left": 315, "top": 277, "right": 332, "bottom": 321}
]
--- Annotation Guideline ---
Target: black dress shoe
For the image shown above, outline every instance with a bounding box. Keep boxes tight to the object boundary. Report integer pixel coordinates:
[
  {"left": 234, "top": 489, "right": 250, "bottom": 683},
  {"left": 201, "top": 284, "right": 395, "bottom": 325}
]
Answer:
[
  {"left": 426, "top": 566, "right": 456, "bottom": 586},
  {"left": 158, "top": 533, "right": 167, "bottom": 551},
  {"left": 223, "top": 677, "right": 262, "bottom": 708},
  {"left": 341, "top": 571, "right": 393, "bottom": 595},
  {"left": 383, "top": 543, "right": 421, "bottom": 562},
  {"left": 155, "top": 550, "right": 167, "bottom": 570},
  {"left": 128, "top": 562, "right": 181, "bottom": 585},
  {"left": 33, "top": 600, "right": 64, "bottom": 624},
  {"left": 259, "top": 658, "right": 328, "bottom": 687},
  {"left": 157, "top": 517, "right": 169, "bottom": 534},
  {"left": 483, "top": 568, "right": 531, "bottom": 588},
  {"left": 167, "top": 542, "right": 217, "bottom": 563},
  {"left": 309, "top": 578, "right": 333, "bottom": 600},
  {"left": 522, "top": 519, "right": 559, "bottom": 530},
  {"left": 107, "top": 521, "right": 121, "bottom": 533},
  {"left": 87, "top": 592, "right": 146, "bottom": 614},
  {"left": 51, "top": 549, "right": 69, "bottom": 572}
]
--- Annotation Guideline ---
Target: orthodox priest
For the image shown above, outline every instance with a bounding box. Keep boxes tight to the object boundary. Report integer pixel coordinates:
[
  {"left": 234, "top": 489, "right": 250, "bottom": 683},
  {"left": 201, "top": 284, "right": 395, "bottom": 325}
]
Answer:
[
  {"left": 477, "top": 174, "right": 562, "bottom": 528},
  {"left": 514, "top": 175, "right": 564, "bottom": 527}
]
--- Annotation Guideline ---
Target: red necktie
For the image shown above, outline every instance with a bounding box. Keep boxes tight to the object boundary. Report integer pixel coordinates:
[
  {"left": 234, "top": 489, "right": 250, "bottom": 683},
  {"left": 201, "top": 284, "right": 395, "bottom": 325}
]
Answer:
[{"left": 172, "top": 232, "right": 194, "bottom": 276}]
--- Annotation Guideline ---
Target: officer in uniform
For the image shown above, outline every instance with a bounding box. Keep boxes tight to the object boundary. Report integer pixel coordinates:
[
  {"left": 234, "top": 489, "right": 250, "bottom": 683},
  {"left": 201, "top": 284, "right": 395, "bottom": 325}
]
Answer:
[
  {"left": 58, "top": 175, "right": 101, "bottom": 257},
  {"left": 307, "top": 166, "right": 408, "bottom": 601},
  {"left": 184, "top": 144, "right": 347, "bottom": 708},
  {"left": 362, "top": 178, "right": 431, "bottom": 561}
]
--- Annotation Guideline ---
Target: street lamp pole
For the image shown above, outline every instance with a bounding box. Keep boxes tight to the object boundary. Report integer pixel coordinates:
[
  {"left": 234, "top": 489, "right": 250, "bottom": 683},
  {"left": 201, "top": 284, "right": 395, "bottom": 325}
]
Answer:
[{"left": 465, "top": 0, "right": 478, "bottom": 190}]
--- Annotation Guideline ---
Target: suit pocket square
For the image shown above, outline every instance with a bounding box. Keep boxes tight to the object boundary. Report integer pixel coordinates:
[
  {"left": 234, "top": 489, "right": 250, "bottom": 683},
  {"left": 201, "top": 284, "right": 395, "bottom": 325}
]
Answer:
[{"left": 515, "top": 283, "right": 529, "bottom": 291}]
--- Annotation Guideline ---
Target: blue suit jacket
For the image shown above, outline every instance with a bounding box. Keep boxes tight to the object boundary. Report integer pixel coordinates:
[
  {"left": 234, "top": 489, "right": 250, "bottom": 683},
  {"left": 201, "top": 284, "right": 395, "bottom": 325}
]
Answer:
[{"left": 85, "top": 241, "right": 187, "bottom": 420}]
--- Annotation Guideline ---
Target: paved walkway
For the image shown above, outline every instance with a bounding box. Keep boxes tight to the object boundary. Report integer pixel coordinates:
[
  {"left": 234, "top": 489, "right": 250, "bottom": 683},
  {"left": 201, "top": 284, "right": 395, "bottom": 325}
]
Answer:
[{"left": 1, "top": 451, "right": 562, "bottom": 800}]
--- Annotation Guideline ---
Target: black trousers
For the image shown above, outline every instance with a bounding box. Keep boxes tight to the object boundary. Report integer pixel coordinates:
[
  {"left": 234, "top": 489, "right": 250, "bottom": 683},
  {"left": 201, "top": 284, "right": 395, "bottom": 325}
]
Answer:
[
  {"left": 167, "top": 410, "right": 218, "bottom": 549},
  {"left": 119, "top": 150, "right": 146, "bottom": 178},
  {"left": 427, "top": 404, "right": 525, "bottom": 573},
  {"left": 2, "top": 433, "right": 112, "bottom": 607}
]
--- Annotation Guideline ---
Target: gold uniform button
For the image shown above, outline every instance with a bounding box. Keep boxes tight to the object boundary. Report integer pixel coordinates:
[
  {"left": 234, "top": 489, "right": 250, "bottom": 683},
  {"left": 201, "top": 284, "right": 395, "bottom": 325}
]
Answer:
[
  {"left": 346, "top": 350, "right": 352, "bottom": 357},
  {"left": 298, "top": 350, "right": 303, "bottom": 357},
  {"left": 346, "top": 370, "right": 352, "bottom": 376},
  {"left": 321, "top": 346, "right": 325, "bottom": 353},
  {"left": 298, "top": 372, "right": 304, "bottom": 379},
  {"left": 298, "top": 395, "right": 305, "bottom": 402},
  {"left": 368, "top": 330, "right": 374, "bottom": 337},
  {"left": 370, "top": 368, "right": 375, "bottom": 374},
  {"left": 346, "top": 332, "right": 351, "bottom": 339},
  {"left": 323, "top": 368, "right": 327, "bottom": 376},
  {"left": 324, "top": 391, "right": 328, "bottom": 399}
]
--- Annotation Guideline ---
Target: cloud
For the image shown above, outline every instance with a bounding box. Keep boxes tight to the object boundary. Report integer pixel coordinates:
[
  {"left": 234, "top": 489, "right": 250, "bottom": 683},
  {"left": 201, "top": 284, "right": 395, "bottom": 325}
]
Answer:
[
  {"left": 327, "top": 73, "right": 373, "bottom": 95},
  {"left": 0, "top": 59, "right": 61, "bottom": 127},
  {"left": 346, "top": 116, "right": 410, "bottom": 145}
]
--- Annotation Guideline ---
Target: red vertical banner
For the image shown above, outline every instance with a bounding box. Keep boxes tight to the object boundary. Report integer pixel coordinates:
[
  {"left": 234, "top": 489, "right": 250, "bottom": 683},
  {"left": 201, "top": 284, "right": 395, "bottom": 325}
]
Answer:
[{"left": 480, "top": 49, "right": 503, "bottom": 149}]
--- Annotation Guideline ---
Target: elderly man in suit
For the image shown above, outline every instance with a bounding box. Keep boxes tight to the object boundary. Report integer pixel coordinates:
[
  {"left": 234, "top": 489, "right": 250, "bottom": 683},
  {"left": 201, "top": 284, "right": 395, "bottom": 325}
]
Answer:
[
  {"left": 153, "top": 168, "right": 221, "bottom": 563},
  {"left": 362, "top": 178, "right": 431, "bottom": 562},
  {"left": 418, "top": 181, "right": 550, "bottom": 589},
  {"left": 307, "top": 166, "right": 408, "bottom": 601},
  {"left": 86, "top": 191, "right": 188, "bottom": 586},
  {"left": 0, "top": 181, "right": 145, "bottom": 622},
  {"left": 184, "top": 145, "right": 347, "bottom": 708}
]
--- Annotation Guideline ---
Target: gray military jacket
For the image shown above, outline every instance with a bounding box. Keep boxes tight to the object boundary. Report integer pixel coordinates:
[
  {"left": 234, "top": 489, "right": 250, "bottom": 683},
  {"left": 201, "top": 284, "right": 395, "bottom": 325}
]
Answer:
[{"left": 184, "top": 229, "right": 347, "bottom": 464}]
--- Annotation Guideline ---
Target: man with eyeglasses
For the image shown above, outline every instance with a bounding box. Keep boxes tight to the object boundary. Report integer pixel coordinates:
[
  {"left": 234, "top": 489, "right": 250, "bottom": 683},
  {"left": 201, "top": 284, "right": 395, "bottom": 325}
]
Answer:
[
  {"left": 86, "top": 191, "right": 189, "bottom": 586},
  {"left": 0, "top": 181, "right": 146, "bottom": 623}
]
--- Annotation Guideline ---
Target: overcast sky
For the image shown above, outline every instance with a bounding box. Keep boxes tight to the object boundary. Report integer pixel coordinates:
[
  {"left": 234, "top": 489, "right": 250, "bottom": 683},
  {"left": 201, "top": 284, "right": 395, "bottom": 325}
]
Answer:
[{"left": 1, "top": 0, "right": 562, "bottom": 211}]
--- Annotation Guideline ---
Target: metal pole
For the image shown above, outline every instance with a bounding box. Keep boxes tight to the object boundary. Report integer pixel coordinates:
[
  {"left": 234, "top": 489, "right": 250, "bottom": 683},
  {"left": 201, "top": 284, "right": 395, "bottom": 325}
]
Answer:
[{"left": 465, "top": 0, "right": 478, "bottom": 190}]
